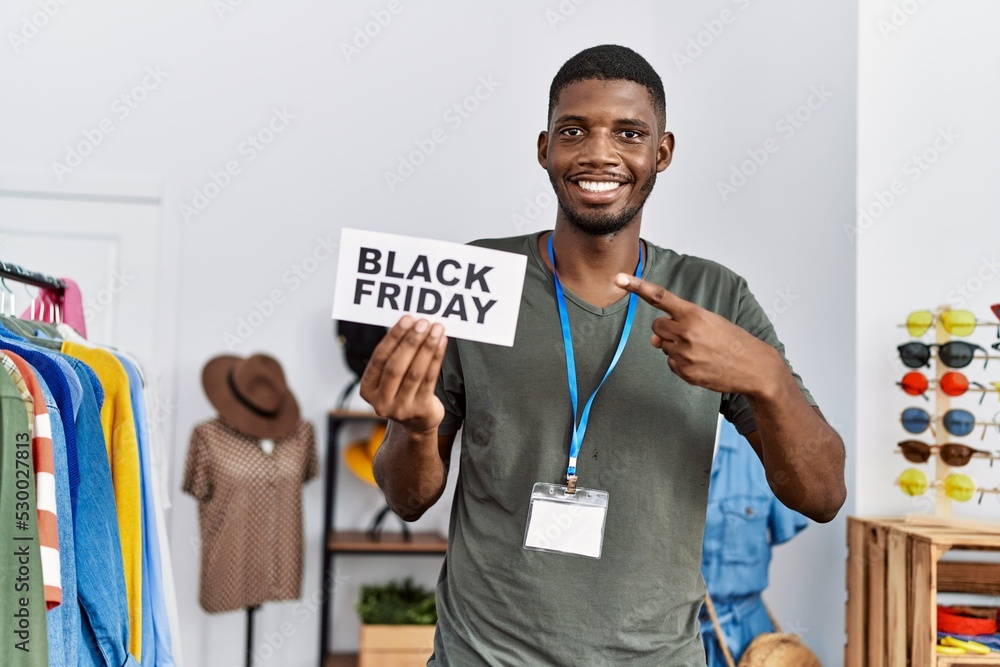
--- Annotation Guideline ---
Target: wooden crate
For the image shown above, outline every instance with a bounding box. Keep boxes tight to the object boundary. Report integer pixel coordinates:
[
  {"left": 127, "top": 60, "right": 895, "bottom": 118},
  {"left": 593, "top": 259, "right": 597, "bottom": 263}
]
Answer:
[
  {"left": 358, "top": 625, "right": 435, "bottom": 667},
  {"left": 846, "top": 517, "right": 1000, "bottom": 667}
]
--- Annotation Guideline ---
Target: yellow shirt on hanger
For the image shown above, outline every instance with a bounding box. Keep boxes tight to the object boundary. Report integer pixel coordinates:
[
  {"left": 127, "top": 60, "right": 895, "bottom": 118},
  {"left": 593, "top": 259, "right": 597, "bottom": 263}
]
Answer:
[{"left": 61, "top": 342, "right": 143, "bottom": 660}]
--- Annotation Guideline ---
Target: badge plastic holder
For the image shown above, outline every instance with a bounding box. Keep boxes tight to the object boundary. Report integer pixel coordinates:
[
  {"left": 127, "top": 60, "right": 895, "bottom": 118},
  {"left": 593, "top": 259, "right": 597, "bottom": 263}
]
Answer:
[{"left": 523, "top": 482, "right": 609, "bottom": 560}]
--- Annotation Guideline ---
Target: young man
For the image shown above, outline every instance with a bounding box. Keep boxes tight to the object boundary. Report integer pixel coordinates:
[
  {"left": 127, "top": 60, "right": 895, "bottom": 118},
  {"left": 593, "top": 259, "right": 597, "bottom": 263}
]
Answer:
[{"left": 360, "top": 45, "right": 846, "bottom": 666}]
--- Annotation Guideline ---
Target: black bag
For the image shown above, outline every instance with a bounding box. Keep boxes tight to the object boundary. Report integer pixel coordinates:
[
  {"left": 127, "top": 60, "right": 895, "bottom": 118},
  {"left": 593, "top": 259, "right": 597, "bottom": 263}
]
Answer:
[{"left": 336, "top": 321, "right": 388, "bottom": 378}]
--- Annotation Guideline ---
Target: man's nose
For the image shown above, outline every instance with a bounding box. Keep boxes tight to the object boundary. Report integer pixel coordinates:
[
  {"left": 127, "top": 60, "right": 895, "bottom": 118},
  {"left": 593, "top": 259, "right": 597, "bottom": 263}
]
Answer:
[{"left": 577, "top": 131, "right": 621, "bottom": 167}]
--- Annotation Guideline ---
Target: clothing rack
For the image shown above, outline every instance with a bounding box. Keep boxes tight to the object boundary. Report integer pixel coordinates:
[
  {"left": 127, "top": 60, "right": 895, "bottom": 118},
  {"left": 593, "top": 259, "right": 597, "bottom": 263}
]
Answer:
[{"left": 0, "top": 259, "right": 65, "bottom": 293}]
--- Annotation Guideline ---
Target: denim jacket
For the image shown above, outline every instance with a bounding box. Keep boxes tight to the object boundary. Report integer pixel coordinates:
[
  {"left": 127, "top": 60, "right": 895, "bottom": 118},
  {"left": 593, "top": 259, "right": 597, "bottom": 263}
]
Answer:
[
  {"left": 700, "top": 420, "right": 808, "bottom": 666},
  {"left": 36, "top": 373, "right": 80, "bottom": 667},
  {"left": 68, "top": 359, "right": 139, "bottom": 667}
]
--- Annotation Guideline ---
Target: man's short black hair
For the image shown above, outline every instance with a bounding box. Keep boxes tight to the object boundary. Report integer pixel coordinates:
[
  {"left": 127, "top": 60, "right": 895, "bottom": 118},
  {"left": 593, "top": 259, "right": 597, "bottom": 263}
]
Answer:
[{"left": 548, "top": 44, "right": 666, "bottom": 131}]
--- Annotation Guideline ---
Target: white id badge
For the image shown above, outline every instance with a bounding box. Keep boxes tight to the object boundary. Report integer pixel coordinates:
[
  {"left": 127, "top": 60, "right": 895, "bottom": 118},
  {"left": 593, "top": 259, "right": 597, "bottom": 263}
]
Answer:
[{"left": 523, "top": 482, "right": 609, "bottom": 559}]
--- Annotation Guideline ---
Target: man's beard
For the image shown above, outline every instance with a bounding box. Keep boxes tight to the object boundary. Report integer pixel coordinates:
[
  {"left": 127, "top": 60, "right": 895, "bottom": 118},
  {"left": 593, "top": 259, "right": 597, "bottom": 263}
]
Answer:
[{"left": 548, "top": 170, "right": 657, "bottom": 236}]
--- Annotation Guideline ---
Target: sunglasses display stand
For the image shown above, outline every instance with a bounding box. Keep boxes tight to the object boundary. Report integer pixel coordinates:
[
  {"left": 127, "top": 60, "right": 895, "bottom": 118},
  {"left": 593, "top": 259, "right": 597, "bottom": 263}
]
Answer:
[
  {"left": 931, "top": 307, "right": 957, "bottom": 518},
  {"left": 899, "top": 304, "right": 1000, "bottom": 523},
  {"left": 857, "top": 307, "right": 1000, "bottom": 666}
]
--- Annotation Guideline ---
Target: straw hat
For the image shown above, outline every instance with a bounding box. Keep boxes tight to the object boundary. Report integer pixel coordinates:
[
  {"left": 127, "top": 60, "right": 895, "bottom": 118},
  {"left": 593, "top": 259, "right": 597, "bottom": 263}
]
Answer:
[
  {"left": 201, "top": 353, "right": 300, "bottom": 439},
  {"left": 344, "top": 424, "right": 387, "bottom": 486},
  {"left": 738, "top": 633, "right": 822, "bottom": 667}
]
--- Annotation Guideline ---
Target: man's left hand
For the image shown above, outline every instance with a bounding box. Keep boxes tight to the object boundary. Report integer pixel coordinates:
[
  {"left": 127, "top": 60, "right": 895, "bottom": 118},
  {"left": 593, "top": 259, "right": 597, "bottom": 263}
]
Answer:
[{"left": 615, "top": 273, "right": 783, "bottom": 398}]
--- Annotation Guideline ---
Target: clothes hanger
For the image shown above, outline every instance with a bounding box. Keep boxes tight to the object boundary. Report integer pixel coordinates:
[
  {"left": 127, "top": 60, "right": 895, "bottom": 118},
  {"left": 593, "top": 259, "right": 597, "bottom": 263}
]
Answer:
[
  {"left": 23, "top": 283, "right": 36, "bottom": 320},
  {"left": 0, "top": 277, "right": 13, "bottom": 317},
  {"left": 38, "top": 289, "right": 61, "bottom": 324}
]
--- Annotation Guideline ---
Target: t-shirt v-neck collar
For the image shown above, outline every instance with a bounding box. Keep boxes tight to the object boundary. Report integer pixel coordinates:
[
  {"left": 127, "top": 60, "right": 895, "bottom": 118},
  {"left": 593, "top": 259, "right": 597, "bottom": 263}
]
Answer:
[{"left": 527, "top": 230, "right": 653, "bottom": 317}]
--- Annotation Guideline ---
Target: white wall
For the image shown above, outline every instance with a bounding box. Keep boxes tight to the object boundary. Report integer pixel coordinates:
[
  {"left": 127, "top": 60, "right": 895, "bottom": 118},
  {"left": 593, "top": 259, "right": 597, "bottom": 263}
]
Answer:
[
  {"left": 2, "top": 1, "right": 857, "bottom": 665},
  {"left": 857, "top": 0, "right": 1000, "bottom": 522}
]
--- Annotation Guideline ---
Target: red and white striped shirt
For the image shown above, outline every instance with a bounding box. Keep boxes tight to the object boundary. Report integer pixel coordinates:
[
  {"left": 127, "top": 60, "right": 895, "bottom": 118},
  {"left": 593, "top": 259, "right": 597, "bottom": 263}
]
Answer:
[{"left": 2, "top": 351, "right": 62, "bottom": 608}]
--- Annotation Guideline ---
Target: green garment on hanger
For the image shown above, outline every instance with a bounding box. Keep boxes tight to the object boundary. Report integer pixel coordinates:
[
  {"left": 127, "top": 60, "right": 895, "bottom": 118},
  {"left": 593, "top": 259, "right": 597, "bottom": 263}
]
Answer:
[
  {"left": 0, "top": 316, "right": 63, "bottom": 351},
  {"left": 0, "top": 367, "right": 49, "bottom": 666}
]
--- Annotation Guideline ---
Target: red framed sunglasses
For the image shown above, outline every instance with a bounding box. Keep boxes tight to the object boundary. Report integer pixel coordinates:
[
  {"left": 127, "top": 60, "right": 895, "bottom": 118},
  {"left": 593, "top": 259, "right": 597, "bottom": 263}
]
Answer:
[{"left": 897, "top": 371, "right": 990, "bottom": 404}]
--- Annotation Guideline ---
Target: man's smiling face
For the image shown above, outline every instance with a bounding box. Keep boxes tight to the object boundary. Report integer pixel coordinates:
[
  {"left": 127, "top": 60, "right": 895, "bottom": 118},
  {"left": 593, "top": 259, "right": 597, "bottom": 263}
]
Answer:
[{"left": 538, "top": 78, "right": 674, "bottom": 236}]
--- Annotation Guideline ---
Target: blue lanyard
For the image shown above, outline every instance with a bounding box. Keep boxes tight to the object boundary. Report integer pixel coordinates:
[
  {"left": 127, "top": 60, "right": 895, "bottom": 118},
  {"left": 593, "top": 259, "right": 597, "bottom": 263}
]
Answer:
[{"left": 547, "top": 234, "right": 643, "bottom": 481}]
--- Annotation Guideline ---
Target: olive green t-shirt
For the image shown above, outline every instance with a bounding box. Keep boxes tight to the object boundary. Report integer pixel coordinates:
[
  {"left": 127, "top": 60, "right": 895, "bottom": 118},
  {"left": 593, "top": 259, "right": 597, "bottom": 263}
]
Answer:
[
  {"left": 430, "top": 232, "right": 814, "bottom": 667},
  {"left": 0, "top": 365, "right": 48, "bottom": 666}
]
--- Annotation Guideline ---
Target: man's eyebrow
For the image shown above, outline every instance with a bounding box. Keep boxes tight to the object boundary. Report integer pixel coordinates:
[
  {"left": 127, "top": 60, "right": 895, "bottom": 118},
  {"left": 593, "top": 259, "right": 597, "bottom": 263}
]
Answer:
[
  {"left": 554, "top": 114, "right": 587, "bottom": 125},
  {"left": 553, "top": 114, "right": 653, "bottom": 131},
  {"left": 618, "top": 118, "right": 652, "bottom": 131}
]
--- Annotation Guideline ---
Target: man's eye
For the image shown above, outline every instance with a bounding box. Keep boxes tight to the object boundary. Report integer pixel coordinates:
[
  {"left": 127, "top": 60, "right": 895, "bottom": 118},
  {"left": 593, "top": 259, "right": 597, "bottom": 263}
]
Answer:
[
  {"left": 621, "top": 130, "right": 642, "bottom": 140},
  {"left": 561, "top": 128, "right": 583, "bottom": 136}
]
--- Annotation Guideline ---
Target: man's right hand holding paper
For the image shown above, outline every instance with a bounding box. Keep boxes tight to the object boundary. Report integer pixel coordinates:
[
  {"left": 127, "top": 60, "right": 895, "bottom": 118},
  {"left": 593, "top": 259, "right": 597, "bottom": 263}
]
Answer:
[{"left": 360, "top": 315, "right": 455, "bottom": 521}]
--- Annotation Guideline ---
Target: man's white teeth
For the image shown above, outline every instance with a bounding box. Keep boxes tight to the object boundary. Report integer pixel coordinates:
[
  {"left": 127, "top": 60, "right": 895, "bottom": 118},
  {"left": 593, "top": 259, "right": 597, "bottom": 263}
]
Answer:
[{"left": 577, "top": 181, "right": 622, "bottom": 192}]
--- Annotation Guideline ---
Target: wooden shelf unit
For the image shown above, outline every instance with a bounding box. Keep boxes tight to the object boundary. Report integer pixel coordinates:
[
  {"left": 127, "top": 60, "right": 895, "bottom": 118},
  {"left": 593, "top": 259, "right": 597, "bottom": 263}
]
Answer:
[
  {"left": 846, "top": 517, "right": 1000, "bottom": 667},
  {"left": 317, "top": 411, "right": 447, "bottom": 667},
  {"left": 324, "top": 653, "right": 358, "bottom": 667},
  {"left": 328, "top": 530, "right": 447, "bottom": 554},
  {"left": 936, "top": 657, "right": 1000, "bottom": 667}
]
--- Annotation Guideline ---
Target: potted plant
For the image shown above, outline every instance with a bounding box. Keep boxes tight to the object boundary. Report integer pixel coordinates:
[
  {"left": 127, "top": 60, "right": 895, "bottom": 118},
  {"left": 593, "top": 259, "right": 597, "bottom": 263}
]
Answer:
[{"left": 356, "top": 578, "right": 437, "bottom": 666}]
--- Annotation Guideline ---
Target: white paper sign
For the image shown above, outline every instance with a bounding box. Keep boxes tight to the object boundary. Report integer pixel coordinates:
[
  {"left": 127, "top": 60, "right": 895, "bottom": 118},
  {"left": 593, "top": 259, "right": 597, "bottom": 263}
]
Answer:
[{"left": 331, "top": 228, "right": 527, "bottom": 347}]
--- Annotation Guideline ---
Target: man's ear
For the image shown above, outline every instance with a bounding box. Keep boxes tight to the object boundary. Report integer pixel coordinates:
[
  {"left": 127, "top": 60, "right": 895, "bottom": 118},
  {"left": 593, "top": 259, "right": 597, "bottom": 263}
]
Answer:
[
  {"left": 537, "top": 131, "right": 549, "bottom": 169},
  {"left": 656, "top": 132, "right": 675, "bottom": 173}
]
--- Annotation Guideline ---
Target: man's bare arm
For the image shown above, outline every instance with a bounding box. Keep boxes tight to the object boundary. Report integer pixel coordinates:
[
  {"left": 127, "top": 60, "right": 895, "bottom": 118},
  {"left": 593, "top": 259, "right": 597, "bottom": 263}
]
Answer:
[
  {"left": 616, "top": 273, "right": 847, "bottom": 523},
  {"left": 743, "top": 401, "right": 846, "bottom": 523},
  {"left": 359, "top": 316, "right": 455, "bottom": 521},
  {"left": 373, "top": 427, "right": 456, "bottom": 521}
]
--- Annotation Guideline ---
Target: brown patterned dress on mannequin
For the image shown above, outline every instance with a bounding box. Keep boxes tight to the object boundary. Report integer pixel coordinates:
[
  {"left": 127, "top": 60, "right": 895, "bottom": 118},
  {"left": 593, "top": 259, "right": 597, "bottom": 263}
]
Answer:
[{"left": 183, "top": 418, "right": 318, "bottom": 613}]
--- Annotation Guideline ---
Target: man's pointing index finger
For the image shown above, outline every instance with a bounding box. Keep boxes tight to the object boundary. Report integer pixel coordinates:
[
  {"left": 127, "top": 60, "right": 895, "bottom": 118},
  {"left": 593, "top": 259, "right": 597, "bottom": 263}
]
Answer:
[{"left": 614, "top": 273, "right": 688, "bottom": 316}]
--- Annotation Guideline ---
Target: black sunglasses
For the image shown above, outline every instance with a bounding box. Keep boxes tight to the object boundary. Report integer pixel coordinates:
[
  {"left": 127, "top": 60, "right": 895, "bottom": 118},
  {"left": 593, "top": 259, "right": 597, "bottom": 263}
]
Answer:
[{"left": 898, "top": 340, "right": 996, "bottom": 370}]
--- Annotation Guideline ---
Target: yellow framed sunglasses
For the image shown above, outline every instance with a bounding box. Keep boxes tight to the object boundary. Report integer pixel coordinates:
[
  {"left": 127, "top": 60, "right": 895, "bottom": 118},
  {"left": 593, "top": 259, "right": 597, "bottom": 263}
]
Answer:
[
  {"left": 903, "top": 310, "right": 991, "bottom": 337},
  {"left": 897, "top": 468, "right": 1000, "bottom": 502}
]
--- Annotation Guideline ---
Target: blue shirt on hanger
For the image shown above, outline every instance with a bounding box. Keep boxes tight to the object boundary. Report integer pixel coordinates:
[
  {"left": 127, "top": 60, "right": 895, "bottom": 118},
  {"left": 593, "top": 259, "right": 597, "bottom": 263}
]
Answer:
[
  {"left": 117, "top": 353, "right": 174, "bottom": 667},
  {"left": 64, "top": 359, "right": 138, "bottom": 667},
  {"left": 0, "top": 327, "right": 82, "bottom": 510},
  {"left": 700, "top": 420, "right": 809, "bottom": 666},
  {"left": 34, "top": 374, "right": 78, "bottom": 667}
]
